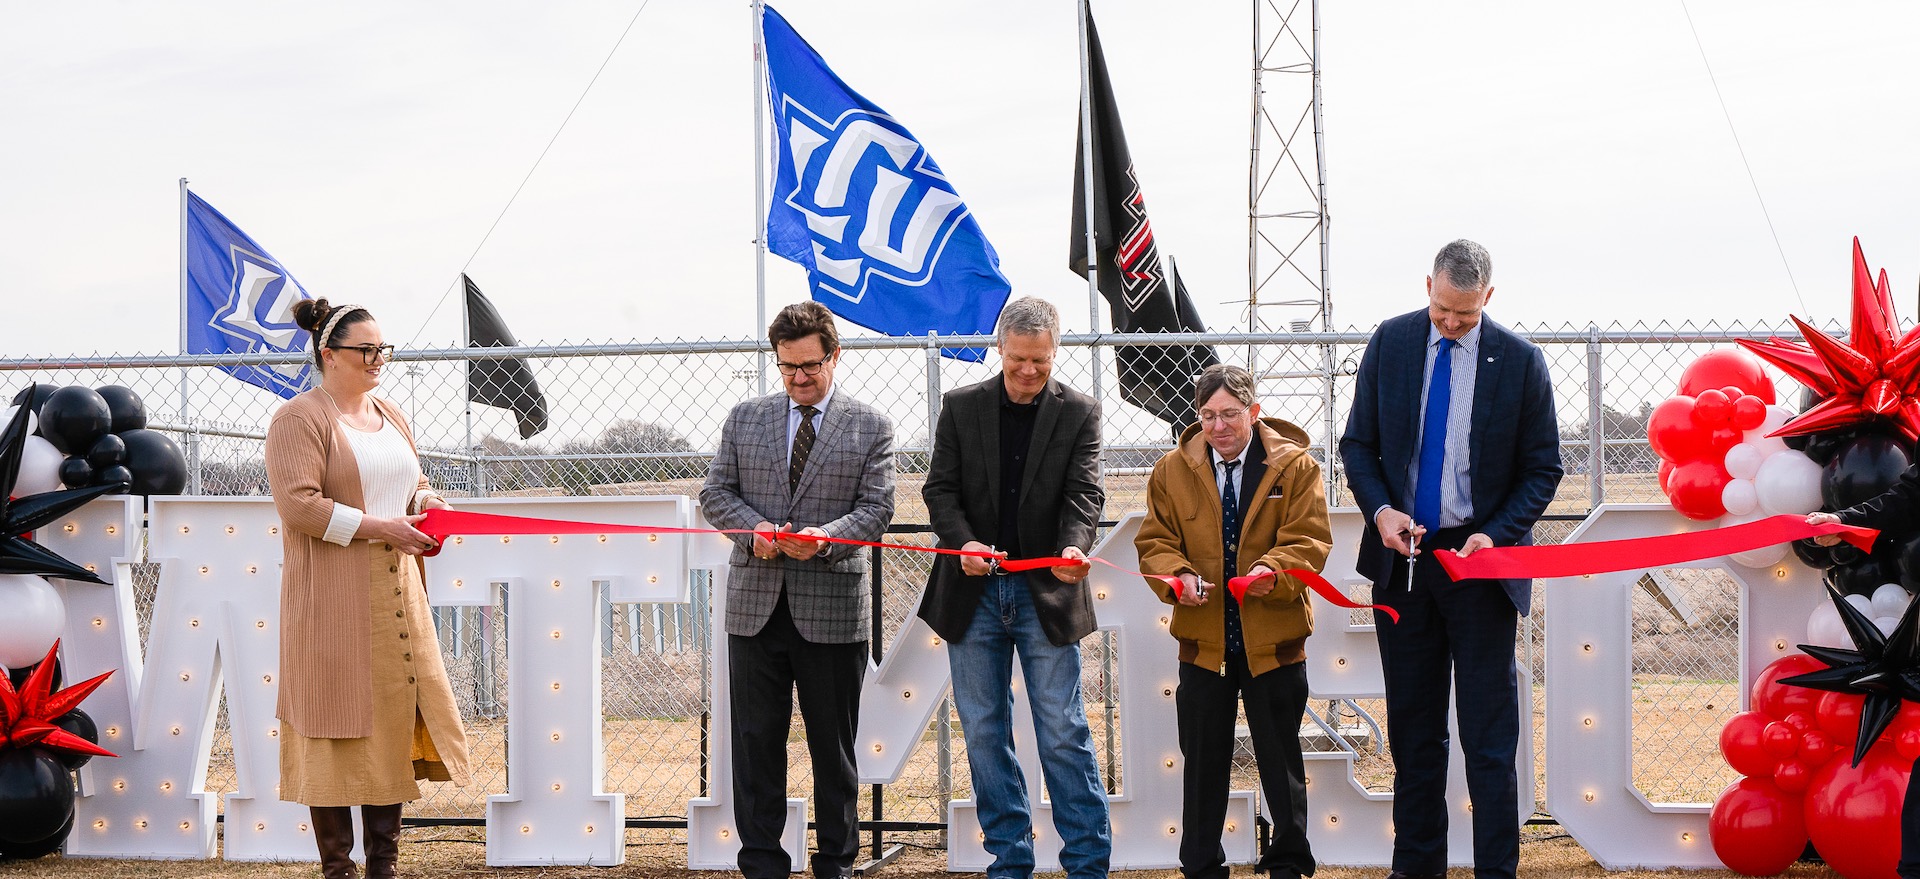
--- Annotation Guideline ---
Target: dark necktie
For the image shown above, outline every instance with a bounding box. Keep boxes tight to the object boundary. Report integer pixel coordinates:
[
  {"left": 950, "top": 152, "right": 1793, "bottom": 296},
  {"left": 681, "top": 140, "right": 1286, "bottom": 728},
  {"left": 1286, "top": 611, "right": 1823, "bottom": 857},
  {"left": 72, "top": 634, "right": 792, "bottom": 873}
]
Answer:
[
  {"left": 789, "top": 404, "right": 817, "bottom": 494},
  {"left": 1221, "top": 459, "right": 1244, "bottom": 657},
  {"left": 1413, "top": 338, "right": 1456, "bottom": 533}
]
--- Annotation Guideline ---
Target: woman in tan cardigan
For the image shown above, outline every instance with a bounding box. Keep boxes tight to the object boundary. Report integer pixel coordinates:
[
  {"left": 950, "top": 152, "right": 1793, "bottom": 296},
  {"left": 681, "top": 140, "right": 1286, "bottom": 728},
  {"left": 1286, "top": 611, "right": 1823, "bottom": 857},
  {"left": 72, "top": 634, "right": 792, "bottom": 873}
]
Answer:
[{"left": 265, "top": 299, "right": 470, "bottom": 879}]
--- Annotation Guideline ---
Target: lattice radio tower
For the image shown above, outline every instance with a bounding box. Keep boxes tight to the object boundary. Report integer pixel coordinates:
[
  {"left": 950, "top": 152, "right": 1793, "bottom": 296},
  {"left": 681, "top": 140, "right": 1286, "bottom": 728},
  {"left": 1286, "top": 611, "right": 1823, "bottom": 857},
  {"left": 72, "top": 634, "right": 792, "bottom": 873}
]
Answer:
[{"left": 1246, "top": 0, "right": 1336, "bottom": 476}]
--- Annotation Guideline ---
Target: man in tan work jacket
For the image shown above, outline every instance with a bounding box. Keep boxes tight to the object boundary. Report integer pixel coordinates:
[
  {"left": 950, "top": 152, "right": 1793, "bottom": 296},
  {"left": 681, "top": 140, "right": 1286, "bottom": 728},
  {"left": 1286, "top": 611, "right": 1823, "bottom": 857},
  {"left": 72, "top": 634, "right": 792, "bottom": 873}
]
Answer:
[{"left": 1136, "top": 363, "right": 1332, "bottom": 879}]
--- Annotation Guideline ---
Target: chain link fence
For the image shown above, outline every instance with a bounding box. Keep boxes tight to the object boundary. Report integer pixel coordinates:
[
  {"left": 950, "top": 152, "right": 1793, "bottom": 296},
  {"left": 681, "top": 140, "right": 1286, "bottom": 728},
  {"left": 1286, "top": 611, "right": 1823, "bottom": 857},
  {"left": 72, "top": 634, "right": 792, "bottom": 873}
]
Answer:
[{"left": 11, "top": 319, "right": 1821, "bottom": 849}]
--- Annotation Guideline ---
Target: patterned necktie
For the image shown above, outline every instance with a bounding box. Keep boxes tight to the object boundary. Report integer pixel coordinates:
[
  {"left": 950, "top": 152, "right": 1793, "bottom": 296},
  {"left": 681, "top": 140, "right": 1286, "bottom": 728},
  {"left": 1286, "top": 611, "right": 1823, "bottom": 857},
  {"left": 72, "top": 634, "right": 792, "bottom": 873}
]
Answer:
[
  {"left": 1221, "top": 459, "right": 1245, "bottom": 657},
  {"left": 1413, "top": 337, "right": 1457, "bottom": 533},
  {"left": 789, "top": 404, "right": 817, "bottom": 494}
]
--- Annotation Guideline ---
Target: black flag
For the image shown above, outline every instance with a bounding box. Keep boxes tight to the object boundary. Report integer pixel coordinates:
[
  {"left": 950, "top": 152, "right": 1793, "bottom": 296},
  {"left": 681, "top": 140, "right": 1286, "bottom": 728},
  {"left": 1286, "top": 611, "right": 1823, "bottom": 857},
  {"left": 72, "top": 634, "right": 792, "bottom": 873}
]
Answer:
[
  {"left": 464, "top": 274, "right": 549, "bottom": 439},
  {"left": 1069, "top": 4, "right": 1219, "bottom": 431}
]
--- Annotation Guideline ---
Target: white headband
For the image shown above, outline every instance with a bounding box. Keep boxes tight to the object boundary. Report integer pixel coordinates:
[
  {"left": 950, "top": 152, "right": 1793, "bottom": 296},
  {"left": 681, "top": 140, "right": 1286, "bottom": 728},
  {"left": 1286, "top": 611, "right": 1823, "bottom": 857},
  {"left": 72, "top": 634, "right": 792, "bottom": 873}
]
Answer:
[{"left": 317, "top": 303, "right": 367, "bottom": 348}]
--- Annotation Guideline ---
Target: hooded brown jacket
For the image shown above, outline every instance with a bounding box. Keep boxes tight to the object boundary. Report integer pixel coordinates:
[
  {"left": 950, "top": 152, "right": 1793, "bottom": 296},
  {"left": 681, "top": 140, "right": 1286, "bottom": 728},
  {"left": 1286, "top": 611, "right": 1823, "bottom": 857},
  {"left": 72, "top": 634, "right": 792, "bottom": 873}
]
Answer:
[{"left": 1134, "top": 416, "right": 1332, "bottom": 676}]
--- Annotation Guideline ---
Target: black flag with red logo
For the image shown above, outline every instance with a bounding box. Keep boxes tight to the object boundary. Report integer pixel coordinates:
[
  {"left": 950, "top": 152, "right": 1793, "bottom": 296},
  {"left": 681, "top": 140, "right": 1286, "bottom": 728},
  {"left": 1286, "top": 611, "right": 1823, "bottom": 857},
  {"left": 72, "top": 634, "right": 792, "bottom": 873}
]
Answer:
[{"left": 1068, "top": 4, "right": 1219, "bottom": 431}]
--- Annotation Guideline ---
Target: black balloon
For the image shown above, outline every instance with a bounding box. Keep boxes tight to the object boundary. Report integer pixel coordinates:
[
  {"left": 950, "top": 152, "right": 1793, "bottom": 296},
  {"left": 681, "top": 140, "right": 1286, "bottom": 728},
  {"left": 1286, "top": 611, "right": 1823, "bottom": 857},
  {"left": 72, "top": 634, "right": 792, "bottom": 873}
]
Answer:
[
  {"left": 1822, "top": 433, "right": 1912, "bottom": 510},
  {"left": 1897, "top": 534, "right": 1920, "bottom": 592},
  {"left": 57, "top": 457, "right": 93, "bottom": 490},
  {"left": 36, "top": 386, "right": 111, "bottom": 456},
  {"left": 120, "top": 429, "right": 187, "bottom": 495},
  {"left": 0, "top": 748, "right": 74, "bottom": 844},
  {"left": 6, "top": 656, "right": 61, "bottom": 693},
  {"left": 92, "top": 465, "right": 132, "bottom": 489},
  {"left": 1792, "top": 538, "right": 1836, "bottom": 569},
  {"left": 50, "top": 708, "right": 98, "bottom": 770},
  {"left": 1803, "top": 429, "right": 1857, "bottom": 467},
  {"left": 1828, "top": 540, "right": 1866, "bottom": 567},
  {"left": 85, "top": 433, "right": 126, "bottom": 469},
  {"left": 1830, "top": 556, "right": 1892, "bottom": 595},
  {"left": 8, "top": 385, "right": 55, "bottom": 415},
  {"left": 0, "top": 807, "right": 73, "bottom": 860},
  {"left": 94, "top": 385, "right": 147, "bottom": 433}
]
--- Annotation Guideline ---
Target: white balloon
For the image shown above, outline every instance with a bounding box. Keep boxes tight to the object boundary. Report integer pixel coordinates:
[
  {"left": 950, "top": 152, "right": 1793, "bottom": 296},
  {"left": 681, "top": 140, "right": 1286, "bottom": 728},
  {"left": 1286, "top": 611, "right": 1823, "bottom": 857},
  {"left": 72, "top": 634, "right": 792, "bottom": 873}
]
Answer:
[
  {"left": 1846, "top": 593, "right": 1874, "bottom": 616},
  {"left": 1870, "top": 583, "right": 1912, "bottom": 618},
  {"left": 1722, "top": 510, "right": 1787, "bottom": 567},
  {"left": 2, "top": 404, "right": 37, "bottom": 436},
  {"left": 14, "top": 435, "right": 64, "bottom": 496},
  {"left": 1753, "top": 450, "right": 1825, "bottom": 516},
  {"left": 1744, "top": 405, "right": 1795, "bottom": 455},
  {"left": 1724, "top": 444, "right": 1766, "bottom": 480},
  {"left": 1720, "top": 479, "right": 1758, "bottom": 516},
  {"left": 1806, "top": 603, "right": 1848, "bottom": 648},
  {"left": 0, "top": 574, "right": 63, "bottom": 668},
  {"left": 1875, "top": 616, "right": 1900, "bottom": 636}
]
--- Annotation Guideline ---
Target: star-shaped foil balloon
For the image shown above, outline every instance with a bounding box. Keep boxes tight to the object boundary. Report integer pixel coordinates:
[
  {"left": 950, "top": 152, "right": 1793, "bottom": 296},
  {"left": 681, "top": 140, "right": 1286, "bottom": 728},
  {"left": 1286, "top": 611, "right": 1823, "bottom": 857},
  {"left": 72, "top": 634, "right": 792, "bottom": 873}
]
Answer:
[
  {"left": 0, "top": 385, "right": 126, "bottom": 584},
  {"left": 1782, "top": 583, "right": 1920, "bottom": 766},
  {"left": 0, "top": 639, "right": 115, "bottom": 759},
  {"left": 1737, "top": 238, "right": 1920, "bottom": 442}
]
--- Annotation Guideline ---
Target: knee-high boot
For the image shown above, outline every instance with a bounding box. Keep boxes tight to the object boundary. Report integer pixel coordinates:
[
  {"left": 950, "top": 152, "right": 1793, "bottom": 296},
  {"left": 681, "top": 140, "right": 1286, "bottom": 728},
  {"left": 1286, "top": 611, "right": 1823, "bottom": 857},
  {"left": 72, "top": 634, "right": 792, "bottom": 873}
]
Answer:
[
  {"left": 309, "top": 806, "right": 358, "bottom": 879},
  {"left": 361, "top": 803, "right": 404, "bottom": 879}
]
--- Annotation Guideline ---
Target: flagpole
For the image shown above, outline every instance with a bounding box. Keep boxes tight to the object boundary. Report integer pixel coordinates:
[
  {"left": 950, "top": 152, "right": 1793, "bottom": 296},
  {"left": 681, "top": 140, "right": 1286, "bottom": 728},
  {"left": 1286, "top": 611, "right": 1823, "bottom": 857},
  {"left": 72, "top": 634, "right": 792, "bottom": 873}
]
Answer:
[
  {"left": 178, "top": 178, "right": 201, "bottom": 495},
  {"left": 1076, "top": 0, "right": 1106, "bottom": 486},
  {"left": 462, "top": 275, "right": 480, "bottom": 497},
  {"left": 751, "top": 0, "right": 770, "bottom": 397}
]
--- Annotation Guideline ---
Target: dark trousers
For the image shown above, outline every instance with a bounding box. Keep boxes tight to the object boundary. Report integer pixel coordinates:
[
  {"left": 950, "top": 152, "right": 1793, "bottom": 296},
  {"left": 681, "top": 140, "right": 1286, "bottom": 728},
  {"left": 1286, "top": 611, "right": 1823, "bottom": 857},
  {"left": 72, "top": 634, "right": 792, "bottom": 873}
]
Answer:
[
  {"left": 1373, "top": 527, "right": 1522, "bottom": 879},
  {"left": 1903, "top": 753, "right": 1920, "bottom": 879},
  {"left": 729, "top": 594, "right": 868, "bottom": 879},
  {"left": 1176, "top": 657, "right": 1315, "bottom": 879}
]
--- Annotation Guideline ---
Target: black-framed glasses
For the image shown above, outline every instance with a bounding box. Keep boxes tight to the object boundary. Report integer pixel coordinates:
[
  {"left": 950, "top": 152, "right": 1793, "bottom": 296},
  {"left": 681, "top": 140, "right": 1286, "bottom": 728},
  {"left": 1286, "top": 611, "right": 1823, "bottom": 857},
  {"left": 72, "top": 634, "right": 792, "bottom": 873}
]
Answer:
[
  {"left": 775, "top": 358, "right": 832, "bottom": 376},
  {"left": 328, "top": 344, "right": 396, "bottom": 364}
]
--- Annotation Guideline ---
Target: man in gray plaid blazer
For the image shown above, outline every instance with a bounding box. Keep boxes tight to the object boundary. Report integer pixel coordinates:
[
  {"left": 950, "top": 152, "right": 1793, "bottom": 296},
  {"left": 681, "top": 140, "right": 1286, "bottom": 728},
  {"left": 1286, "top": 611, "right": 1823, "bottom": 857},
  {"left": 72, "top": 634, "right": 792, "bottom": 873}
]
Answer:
[{"left": 700, "top": 301, "right": 896, "bottom": 879}]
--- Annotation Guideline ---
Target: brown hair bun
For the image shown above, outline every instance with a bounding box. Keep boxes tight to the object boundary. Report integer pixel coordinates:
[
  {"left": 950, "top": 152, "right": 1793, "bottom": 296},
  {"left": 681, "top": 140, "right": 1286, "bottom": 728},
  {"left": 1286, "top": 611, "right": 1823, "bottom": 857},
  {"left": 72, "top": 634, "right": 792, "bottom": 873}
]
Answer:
[{"left": 291, "top": 298, "right": 333, "bottom": 333}]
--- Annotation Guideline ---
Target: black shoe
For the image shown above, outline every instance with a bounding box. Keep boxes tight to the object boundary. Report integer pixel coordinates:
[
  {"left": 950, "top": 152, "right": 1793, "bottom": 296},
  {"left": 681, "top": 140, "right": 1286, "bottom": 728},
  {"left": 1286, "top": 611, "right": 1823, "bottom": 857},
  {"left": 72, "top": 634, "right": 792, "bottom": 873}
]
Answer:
[{"left": 1386, "top": 872, "right": 1446, "bottom": 879}]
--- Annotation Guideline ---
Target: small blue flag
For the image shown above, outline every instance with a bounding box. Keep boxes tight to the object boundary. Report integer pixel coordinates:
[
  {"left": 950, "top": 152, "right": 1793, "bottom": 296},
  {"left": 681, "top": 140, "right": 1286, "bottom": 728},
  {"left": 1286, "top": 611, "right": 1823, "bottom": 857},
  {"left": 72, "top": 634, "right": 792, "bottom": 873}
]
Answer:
[
  {"left": 182, "top": 191, "right": 314, "bottom": 398},
  {"left": 762, "top": 5, "right": 1011, "bottom": 361}
]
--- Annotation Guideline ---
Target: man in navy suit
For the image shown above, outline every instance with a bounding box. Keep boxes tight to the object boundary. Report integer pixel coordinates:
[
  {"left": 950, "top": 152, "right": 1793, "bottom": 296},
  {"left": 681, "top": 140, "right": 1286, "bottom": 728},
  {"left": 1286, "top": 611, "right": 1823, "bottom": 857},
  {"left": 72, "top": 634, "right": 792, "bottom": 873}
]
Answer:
[{"left": 1338, "top": 240, "right": 1561, "bottom": 879}]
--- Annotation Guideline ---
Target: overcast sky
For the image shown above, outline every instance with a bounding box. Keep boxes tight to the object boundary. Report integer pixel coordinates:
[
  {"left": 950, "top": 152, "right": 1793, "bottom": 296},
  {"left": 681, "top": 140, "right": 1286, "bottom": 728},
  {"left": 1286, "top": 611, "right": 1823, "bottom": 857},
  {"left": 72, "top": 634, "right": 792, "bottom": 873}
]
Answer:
[{"left": 3, "top": 0, "right": 1917, "bottom": 358}]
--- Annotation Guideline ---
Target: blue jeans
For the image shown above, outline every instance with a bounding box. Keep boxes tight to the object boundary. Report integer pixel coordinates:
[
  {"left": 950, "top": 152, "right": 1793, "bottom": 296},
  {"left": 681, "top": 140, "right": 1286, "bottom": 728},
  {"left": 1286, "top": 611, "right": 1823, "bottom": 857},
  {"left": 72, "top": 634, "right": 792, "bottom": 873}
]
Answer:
[{"left": 947, "top": 574, "right": 1110, "bottom": 879}]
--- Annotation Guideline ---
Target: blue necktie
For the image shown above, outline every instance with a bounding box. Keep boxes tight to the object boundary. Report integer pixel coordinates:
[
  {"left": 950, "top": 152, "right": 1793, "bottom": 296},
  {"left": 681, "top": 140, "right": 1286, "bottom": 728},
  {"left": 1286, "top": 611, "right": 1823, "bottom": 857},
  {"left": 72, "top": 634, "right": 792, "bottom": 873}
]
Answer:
[
  {"left": 1413, "top": 338, "right": 1456, "bottom": 533},
  {"left": 1221, "top": 459, "right": 1244, "bottom": 657}
]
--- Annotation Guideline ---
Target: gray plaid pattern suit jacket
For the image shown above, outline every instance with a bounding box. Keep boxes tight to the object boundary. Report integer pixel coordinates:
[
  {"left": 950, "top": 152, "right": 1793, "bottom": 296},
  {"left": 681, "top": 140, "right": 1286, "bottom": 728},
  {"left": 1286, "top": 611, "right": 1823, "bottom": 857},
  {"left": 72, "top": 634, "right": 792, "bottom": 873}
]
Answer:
[{"left": 700, "top": 391, "right": 896, "bottom": 643}]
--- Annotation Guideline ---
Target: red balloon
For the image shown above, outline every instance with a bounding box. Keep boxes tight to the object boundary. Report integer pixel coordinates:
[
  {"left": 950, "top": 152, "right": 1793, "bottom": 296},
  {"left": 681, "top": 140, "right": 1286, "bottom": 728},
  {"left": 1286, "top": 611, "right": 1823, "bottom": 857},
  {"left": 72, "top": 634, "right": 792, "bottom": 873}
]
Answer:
[
  {"left": 1695, "top": 389, "right": 1733, "bottom": 426},
  {"left": 1667, "top": 460, "right": 1732, "bottom": 520},
  {"left": 1753, "top": 655, "right": 1826, "bottom": 719},
  {"left": 1803, "top": 750, "right": 1909, "bottom": 879},
  {"left": 1732, "top": 395, "right": 1768, "bottom": 430},
  {"left": 1896, "top": 726, "right": 1920, "bottom": 762},
  {"left": 1680, "top": 349, "right": 1779, "bottom": 404},
  {"left": 1709, "top": 777, "right": 1806, "bottom": 876},
  {"left": 1774, "top": 759, "right": 1811, "bottom": 794},
  {"left": 1784, "top": 711, "right": 1814, "bottom": 731},
  {"left": 1762, "top": 721, "right": 1800, "bottom": 758},
  {"left": 1658, "top": 460, "right": 1676, "bottom": 493},
  {"left": 1816, "top": 690, "right": 1865, "bottom": 742},
  {"left": 1707, "top": 427, "right": 1743, "bottom": 458},
  {"left": 1650, "top": 396, "right": 1709, "bottom": 462},
  {"left": 1799, "top": 729, "right": 1837, "bottom": 766},
  {"left": 1721, "top": 711, "right": 1776, "bottom": 777}
]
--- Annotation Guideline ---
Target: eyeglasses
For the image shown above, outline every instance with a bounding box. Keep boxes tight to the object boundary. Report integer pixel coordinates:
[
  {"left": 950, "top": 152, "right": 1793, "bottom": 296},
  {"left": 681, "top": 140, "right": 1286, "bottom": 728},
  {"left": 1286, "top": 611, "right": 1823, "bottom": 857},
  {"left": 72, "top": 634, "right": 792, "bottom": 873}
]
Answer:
[
  {"left": 1198, "top": 408, "right": 1247, "bottom": 426},
  {"left": 775, "top": 358, "right": 832, "bottom": 376},
  {"left": 328, "top": 344, "right": 396, "bottom": 365}
]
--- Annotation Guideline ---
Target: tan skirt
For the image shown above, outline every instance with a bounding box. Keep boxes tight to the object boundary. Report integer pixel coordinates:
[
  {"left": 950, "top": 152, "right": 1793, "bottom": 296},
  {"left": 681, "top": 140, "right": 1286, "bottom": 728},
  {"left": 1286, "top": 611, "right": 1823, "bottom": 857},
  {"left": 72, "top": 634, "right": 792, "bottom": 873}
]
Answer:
[{"left": 280, "top": 545, "right": 471, "bottom": 806}]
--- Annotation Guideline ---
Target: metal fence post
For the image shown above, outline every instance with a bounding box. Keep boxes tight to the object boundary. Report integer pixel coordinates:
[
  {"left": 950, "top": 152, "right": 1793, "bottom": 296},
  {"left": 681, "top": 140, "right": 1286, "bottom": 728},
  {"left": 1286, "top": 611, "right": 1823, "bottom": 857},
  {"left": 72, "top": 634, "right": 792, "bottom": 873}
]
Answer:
[{"left": 1587, "top": 324, "right": 1605, "bottom": 510}]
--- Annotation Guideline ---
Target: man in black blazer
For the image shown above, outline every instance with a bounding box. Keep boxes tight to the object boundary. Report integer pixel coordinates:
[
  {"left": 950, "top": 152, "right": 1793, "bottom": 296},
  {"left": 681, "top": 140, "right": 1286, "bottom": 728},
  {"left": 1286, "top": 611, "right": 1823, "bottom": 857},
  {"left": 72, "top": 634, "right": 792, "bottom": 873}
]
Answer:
[
  {"left": 920, "top": 296, "right": 1110, "bottom": 879},
  {"left": 1338, "top": 240, "right": 1561, "bottom": 879}
]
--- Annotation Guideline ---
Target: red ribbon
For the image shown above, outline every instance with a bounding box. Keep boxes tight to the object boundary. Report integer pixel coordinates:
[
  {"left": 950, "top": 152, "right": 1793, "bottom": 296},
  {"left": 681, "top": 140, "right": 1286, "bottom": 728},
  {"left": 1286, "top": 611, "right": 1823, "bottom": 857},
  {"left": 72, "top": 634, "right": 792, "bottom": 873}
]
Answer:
[
  {"left": 419, "top": 509, "right": 1397, "bottom": 622},
  {"left": 1432, "top": 515, "right": 1877, "bottom": 581}
]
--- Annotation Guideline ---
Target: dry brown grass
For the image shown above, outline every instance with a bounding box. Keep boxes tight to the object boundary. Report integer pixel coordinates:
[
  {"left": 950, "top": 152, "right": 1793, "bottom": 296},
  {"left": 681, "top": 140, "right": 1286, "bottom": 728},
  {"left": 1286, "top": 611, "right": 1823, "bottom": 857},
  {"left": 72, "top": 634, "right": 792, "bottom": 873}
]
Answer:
[{"left": 0, "top": 827, "right": 1852, "bottom": 878}]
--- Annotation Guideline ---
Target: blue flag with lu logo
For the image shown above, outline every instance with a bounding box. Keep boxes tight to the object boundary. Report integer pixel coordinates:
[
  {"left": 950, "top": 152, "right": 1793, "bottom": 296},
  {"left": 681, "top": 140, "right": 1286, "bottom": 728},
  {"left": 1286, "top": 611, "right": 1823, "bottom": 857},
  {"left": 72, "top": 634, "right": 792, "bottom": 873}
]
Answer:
[
  {"left": 182, "top": 191, "right": 315, "bottom": 398},
  {"left": 762, "top": 5, "right": 1010, "bottom": 361}
]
